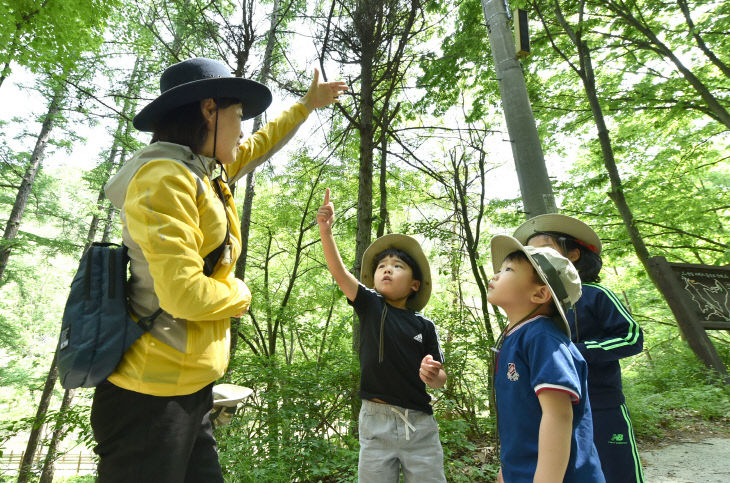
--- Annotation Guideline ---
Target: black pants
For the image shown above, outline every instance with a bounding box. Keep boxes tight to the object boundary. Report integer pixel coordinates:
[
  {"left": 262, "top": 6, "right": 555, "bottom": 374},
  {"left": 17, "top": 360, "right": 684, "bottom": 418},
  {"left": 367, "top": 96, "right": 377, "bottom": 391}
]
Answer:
[
  {"left": 91, "top": 380, "right": 224, "bottom": 483},
  {"left": 592, "top": 404, "right": 645, "bottom": 483}
]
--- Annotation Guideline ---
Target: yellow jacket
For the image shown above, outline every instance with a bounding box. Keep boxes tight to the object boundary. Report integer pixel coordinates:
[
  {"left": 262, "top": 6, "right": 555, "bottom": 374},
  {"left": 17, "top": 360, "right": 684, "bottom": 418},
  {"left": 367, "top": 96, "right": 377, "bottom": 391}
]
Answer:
[{"left": 103, "top": 102, "right": 309, "bottom": 396}]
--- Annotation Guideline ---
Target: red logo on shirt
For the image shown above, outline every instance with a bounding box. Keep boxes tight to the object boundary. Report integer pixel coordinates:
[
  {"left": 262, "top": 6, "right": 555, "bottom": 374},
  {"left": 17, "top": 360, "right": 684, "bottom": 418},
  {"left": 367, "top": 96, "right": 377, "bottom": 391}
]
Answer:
[{"left": 507, "top": 363, "right": 519, "bottom": 381}]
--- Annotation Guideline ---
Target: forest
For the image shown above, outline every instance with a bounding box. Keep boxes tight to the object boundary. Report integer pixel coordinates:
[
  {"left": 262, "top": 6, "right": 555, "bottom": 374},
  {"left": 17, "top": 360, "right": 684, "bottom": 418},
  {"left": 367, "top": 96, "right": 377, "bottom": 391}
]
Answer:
[{"left": 0, "top": 0, "right": 729, "bottom": 481}]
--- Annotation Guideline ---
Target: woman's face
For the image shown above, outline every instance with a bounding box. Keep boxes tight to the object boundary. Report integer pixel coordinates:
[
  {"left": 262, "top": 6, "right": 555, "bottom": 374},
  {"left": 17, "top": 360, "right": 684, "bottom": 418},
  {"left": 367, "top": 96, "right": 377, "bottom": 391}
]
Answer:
[
  {"left": 214, "top": 103, "right": 244, "bottom": 164},
  {"left": 201, "top": 100, "right": 244, "bottom": 164}
]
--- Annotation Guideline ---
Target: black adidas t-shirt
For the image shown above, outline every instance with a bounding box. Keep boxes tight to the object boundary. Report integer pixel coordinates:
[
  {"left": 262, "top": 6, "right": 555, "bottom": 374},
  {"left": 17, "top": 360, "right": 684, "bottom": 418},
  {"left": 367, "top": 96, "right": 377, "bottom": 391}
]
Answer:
[{"left": 349, "top": 283, "right": 444, "bottom": 414}]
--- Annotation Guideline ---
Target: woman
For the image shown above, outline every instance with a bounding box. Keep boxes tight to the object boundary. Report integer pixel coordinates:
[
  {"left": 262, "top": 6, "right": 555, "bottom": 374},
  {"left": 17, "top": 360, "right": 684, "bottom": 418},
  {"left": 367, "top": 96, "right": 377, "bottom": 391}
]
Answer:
[{"left": 91, "top": 57, "right": 347, "bottom": 482}]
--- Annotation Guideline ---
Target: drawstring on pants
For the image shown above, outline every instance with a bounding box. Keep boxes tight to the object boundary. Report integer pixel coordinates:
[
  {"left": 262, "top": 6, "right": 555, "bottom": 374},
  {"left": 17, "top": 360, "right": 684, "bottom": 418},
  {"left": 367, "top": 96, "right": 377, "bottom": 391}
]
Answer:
[{"left": 391, "top": 407, "right": 416, "bottom": 440}]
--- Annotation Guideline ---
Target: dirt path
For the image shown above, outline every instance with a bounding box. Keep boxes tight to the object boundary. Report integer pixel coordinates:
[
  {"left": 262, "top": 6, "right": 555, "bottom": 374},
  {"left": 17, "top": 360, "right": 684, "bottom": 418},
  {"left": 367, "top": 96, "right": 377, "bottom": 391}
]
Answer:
[{"left": 640, "top": 437, "right": 730, "bottom": 483}]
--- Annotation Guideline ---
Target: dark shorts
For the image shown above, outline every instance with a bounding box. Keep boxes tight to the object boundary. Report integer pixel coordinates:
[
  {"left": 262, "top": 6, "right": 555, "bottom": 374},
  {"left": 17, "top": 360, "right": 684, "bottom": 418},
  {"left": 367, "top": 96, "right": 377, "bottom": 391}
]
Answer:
[{"left": 90, "top": 380, "right": 223, "bottom": 483}]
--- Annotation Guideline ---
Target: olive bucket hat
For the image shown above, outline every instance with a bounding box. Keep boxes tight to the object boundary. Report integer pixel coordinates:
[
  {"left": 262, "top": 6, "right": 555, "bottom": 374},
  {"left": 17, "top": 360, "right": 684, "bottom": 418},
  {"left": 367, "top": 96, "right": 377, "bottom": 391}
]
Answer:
[
  {"left": 133, "top": 57, "right": 272, "bottom": 132},
  {"left": 361, "top": 234, "right": 432, "bottom": 312},
  {"left": 490, "top": 235, "right": 582, "bottom": 337}
]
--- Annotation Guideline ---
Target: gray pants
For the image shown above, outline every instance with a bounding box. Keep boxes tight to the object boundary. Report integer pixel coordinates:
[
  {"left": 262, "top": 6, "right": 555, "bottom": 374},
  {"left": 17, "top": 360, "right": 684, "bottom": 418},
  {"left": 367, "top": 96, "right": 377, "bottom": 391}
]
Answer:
[{"left": 358, "top": 399, "right": 446, "bottom": 483}]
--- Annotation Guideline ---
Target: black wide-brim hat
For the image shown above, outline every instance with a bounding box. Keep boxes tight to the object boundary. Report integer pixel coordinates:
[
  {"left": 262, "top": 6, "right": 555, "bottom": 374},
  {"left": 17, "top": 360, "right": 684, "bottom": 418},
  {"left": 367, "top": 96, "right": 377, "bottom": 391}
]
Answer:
[{"left": 133, "top": 57, "right": 273, "bottom": 132}]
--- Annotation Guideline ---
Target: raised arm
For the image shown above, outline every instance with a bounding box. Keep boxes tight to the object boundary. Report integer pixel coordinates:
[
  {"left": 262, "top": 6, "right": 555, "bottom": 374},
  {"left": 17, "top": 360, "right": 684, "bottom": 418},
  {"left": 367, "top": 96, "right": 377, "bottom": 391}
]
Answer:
[
  {"left": 229, "top": 69, "right": 348, "bottom": 183},
  {"left": 317, "top": 188, "right": 359, "bottom": 301}
]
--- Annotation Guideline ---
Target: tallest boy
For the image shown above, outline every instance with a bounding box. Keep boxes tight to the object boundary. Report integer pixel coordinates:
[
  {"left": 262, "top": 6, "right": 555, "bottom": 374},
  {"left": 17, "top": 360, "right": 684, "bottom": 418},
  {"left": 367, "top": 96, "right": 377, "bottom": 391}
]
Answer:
[{"left": 317, "top": 188, "right": 447, "bottom": 482}]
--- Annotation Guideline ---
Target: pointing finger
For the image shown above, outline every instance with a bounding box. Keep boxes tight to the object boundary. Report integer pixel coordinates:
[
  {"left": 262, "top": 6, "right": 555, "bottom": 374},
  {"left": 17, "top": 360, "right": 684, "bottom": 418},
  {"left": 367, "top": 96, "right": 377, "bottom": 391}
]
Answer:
[{"left": 324, "top": 187, "right": 330, "bottom": 205}]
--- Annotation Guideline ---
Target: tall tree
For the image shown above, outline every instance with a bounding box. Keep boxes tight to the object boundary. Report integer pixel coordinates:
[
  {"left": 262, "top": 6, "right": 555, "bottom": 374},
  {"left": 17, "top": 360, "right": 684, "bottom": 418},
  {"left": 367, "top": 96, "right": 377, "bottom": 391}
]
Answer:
[
  {"left": 319, "top": 0, "right": 425, "bottom": 352},
  {"left": 528, "top": 0, "right": 729, "bottom": 376},
  {"left": 0, "top": 79, "right": 66, "bottom": 282},
  {"left": 16, "top": 354, "right": 58, "bottom": 483},
  {"left": 231, "top": 0, "right": 286, "bottom": 358}
]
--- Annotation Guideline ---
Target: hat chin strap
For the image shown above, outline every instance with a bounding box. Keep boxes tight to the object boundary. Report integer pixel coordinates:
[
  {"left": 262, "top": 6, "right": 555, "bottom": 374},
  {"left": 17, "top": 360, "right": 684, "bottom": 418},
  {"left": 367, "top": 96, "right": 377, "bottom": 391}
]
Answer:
[{"left": 212, "top": 103, "right": 219, "bottom": 160}]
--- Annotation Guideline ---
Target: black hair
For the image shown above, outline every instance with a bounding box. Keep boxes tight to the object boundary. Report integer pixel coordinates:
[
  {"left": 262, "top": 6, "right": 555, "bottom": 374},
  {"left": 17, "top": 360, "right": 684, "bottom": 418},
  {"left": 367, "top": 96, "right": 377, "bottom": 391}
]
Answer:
[
  {"left": 151, "top": 97, "right": 241, "bottom": 154},
  {"left": 372, "top": 248, "right": 422, "bottom": 299},
  {"left": 526, "top": 231, "right": 602, "bottom": 283}
]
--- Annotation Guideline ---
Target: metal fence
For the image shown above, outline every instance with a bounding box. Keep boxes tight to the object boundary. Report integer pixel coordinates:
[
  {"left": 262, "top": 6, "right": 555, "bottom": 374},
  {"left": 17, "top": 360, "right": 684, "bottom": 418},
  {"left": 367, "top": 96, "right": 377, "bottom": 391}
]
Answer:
[{"left": 0, "top": 450, "right": 96, "bottom": 477}]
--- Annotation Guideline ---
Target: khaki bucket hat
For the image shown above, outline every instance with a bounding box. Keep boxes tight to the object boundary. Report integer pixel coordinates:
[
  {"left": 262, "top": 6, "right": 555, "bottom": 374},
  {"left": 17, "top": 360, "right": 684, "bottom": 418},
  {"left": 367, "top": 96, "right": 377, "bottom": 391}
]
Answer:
[
  {"left": 490, "top": 235, "right": 582, "bottom": 337},
  {"left": 361, "top": 234, "right": 432, "bottom": 312},
  {"left": 513, "top": 213, "right": 602, "bottom": 254}
]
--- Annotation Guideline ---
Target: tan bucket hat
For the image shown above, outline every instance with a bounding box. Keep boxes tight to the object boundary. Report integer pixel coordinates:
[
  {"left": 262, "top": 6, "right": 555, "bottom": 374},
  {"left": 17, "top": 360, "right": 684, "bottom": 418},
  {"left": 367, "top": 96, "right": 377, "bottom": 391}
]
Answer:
[
  {"left": 211, "top": 383, "right": 253, "bottom": 427},
  {"left": 513, "top": 213, "right": 602, "bottom": 254},
  {"left": 212, "top": 383, "right": 254, "bottom": 407},
  {"left": 361, "top": 234, "right": 432, "bottom": 312},
  {"left": 490, "top": 235, "right": 582, "bottom": 336}
]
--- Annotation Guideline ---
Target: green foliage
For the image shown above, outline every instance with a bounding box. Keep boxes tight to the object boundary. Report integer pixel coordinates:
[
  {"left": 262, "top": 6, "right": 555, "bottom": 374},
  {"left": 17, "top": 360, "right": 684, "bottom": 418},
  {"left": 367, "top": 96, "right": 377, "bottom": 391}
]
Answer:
[
  {"left": 0, "top": 1, "right": 729, "bottom": 481},
  {"left": 0, "top": 0, "right": 119, "bottom": 81},
  {"left": 623, "top": 338, "right": 730, "bottom": 439},
  {"left": 439, "top": 417, "right": 498, "bottom": 482},
  {"left": 218, "top": 353, "right": 359, "bottom": 482}
]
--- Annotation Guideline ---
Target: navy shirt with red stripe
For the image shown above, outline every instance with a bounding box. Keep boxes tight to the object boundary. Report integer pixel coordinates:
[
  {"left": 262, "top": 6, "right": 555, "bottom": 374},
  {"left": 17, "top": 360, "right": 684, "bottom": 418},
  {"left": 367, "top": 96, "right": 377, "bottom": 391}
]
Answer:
[{"left": 495, "top": 315, "right": 604, "bottom": 482}]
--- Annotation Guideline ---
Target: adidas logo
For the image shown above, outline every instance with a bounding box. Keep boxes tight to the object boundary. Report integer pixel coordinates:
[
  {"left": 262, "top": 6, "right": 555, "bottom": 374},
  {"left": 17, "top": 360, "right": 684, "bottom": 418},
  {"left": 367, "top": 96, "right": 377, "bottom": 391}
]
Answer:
[{"left": 413, "top": 333, "right": 423, "bottom": 343}]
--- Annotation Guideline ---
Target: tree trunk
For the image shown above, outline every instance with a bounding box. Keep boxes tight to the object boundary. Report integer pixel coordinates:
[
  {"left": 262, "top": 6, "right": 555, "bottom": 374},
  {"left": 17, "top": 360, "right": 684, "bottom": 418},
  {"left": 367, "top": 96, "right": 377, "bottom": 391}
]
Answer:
[
  {"left": 87, "top": 58, "right": 142, "bottom": 249},
  {"left": 38, "top": 389, "right": 75, "bottom": 483},
  {"left": 564, "top": 17, "right": 659, "bottom": 286},
  {"left": 86, "top": 145, "right": 119, "bottom": 249},
  {"left": 17, "top": 353, "right": 58, "bottom": 483},
  {"left": 453, "top": 158, "right": 495, "bottom": 345},
  {"left": 480, "top": 0, "right": 557, "bottom": 218},
  {"left": 550, "top": 2, "right": 725, "bottom": 374},
  {"left": 0, "top": 83, "right": 64, "bottom": 282},
  {"left": 376, "top": 131, "right": 388, "bottom": 238},
  {"left": 352, "top": 0, "right": 377, "bottom": 354}
]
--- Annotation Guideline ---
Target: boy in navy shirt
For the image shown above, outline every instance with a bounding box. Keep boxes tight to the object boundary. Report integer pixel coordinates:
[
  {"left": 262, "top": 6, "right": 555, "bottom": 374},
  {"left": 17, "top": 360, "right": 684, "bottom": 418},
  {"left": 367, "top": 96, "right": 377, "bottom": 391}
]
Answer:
[
  {"left": 488, "top": 235, "right": 604, "bottom": 483},
  {"left": 317, "top": 188, "right": 447, "bottom": 482},
  {"left": 514, "top": 214, "right": 644, "bottom": 482}
]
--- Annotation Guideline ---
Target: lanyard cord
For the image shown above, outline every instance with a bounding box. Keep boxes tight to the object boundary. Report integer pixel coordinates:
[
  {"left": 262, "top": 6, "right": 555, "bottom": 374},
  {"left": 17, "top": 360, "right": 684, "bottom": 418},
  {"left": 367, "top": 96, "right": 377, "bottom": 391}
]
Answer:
[{"left": 378, "top": 304, "right": 388, "bottom": 363}]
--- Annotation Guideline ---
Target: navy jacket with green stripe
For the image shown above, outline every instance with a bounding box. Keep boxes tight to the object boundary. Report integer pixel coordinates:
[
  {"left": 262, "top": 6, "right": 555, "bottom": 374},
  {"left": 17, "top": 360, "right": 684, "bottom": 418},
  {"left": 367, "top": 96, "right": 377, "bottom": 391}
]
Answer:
[{"left": 567, "top": 283, "right": 643, "bottom": 409}]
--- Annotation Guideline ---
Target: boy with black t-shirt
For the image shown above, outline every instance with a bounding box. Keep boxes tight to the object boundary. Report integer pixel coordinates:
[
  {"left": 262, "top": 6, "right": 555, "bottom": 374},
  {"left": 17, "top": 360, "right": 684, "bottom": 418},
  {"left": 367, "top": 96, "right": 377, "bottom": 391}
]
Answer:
[{"left": 317, "top": 188, "right": 447, "bottom": 482}]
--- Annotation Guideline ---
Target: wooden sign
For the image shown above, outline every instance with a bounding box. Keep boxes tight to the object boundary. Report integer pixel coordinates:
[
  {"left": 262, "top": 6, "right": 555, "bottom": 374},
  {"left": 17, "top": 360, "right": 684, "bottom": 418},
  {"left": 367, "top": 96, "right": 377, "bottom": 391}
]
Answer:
[
  {"left": 670, "top": 263, "right": 730, "bottom": 329},
  {"left": 648, "top": 256, "right": 729, "bottom": 380}
]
